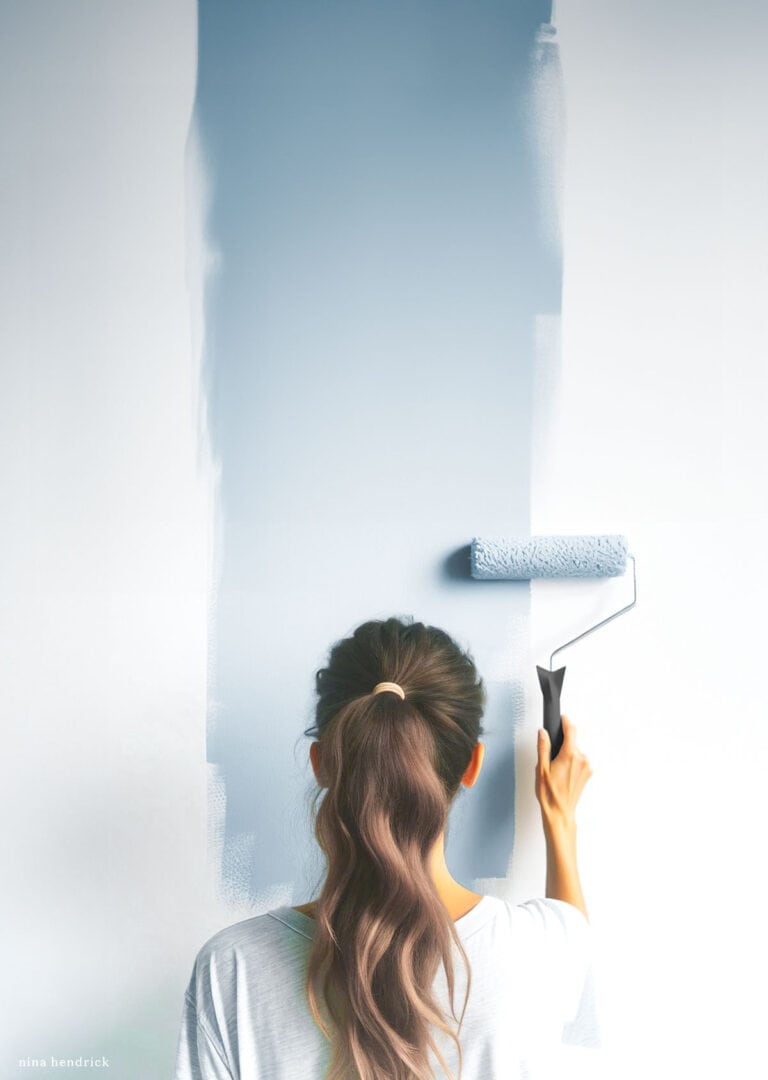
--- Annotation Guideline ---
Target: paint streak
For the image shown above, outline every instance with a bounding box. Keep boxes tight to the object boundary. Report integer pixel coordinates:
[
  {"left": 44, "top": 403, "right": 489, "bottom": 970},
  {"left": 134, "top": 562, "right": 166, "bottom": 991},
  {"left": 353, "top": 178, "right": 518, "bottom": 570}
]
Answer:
[{"left": 191, "top": 0, "right": 562, "bottom": 905}]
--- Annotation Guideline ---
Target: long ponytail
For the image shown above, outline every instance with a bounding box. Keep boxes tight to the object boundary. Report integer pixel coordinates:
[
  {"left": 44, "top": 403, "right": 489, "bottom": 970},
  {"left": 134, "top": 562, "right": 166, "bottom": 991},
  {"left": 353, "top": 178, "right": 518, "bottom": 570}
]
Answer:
[{"left": 301, "top": 616, "right": 486, "bottom": 1080}]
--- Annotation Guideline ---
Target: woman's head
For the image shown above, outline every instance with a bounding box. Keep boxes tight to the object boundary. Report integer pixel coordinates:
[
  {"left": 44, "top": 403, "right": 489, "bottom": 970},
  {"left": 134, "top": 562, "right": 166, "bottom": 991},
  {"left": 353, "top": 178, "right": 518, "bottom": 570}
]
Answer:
[{"left": 302, "top": 615, "right": 486, "bottom": 1080}]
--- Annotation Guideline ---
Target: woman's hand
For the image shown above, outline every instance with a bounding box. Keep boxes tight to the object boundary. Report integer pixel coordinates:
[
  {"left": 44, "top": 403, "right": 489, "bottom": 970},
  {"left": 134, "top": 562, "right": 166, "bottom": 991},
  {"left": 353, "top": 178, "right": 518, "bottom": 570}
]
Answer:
[{"left": 535, "top": 714, "right": 593, "bottom": 829}]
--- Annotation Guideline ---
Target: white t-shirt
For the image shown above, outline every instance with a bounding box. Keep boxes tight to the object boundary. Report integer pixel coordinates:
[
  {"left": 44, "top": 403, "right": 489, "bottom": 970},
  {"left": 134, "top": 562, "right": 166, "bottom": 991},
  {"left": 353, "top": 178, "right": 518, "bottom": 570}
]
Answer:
[{"left": 173, "top": 895, "right": 597, "bottom": 1080}]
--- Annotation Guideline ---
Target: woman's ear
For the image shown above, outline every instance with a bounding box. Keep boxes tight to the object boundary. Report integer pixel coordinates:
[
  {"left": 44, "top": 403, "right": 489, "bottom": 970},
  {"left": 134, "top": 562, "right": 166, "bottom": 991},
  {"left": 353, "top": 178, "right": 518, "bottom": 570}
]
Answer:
[
  {"left": 309, "top": 741, "right": 325, "bottom": 786},
  {"left": 461, "top": 741, "right": 485, "bottom": 788}
]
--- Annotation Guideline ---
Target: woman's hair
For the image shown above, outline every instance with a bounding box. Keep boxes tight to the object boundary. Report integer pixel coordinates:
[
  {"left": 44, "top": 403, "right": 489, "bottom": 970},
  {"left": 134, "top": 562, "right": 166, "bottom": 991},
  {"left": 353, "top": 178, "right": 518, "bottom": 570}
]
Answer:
[{"left": 301, "top": 615, "right": 486, "bottom": 1080}]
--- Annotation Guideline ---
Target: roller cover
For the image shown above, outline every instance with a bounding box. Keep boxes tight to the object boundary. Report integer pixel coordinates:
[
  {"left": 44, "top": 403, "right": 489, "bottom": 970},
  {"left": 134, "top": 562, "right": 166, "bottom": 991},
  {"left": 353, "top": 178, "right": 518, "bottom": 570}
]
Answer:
[{"left": 470, "top": 534, "right": 628, "bottom": 580}]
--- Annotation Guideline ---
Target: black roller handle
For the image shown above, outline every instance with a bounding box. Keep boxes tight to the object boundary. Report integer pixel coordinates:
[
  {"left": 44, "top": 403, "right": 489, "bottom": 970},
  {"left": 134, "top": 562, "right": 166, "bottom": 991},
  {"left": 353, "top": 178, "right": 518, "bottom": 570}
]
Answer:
[{"left": 536, "top": 665, "right": 566, "bottom": 760}]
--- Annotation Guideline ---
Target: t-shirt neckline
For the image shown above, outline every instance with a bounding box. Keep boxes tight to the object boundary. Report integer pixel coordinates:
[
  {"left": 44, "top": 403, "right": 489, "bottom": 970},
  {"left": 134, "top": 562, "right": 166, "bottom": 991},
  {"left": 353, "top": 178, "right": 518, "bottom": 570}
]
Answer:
[{"left": 270, "top": 894, "right": 497, "bottom": 940}]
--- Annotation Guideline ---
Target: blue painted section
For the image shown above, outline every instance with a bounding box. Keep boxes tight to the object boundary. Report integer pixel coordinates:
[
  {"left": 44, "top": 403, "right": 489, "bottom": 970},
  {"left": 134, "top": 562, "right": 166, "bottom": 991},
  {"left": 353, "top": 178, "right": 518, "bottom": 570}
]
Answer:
[{"left": 194, "top": 0, "right": 559, "bottom": 901}]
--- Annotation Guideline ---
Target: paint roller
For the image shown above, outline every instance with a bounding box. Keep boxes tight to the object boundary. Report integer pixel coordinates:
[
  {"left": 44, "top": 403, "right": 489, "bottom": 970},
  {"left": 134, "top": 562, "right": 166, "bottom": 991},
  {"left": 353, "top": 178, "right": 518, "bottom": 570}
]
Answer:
[{"left": 470, "top": 534, "right": 637, "bottom": 759}]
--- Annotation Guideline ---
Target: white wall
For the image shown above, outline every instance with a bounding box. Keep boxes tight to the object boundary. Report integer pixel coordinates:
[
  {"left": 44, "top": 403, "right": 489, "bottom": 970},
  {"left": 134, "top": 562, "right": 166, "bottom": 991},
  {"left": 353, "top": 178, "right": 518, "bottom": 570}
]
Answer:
[
  {"left": 0, "top": 4, "right": 233, "bottom": 1077},
  {"left": 524, "top": 2, "right": 768, "bottom": 1075}
]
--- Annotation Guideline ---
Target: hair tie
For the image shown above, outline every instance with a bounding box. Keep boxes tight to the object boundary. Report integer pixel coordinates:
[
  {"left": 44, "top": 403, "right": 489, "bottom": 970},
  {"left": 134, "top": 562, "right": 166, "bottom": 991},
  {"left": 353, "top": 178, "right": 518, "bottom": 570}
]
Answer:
[{"left": 372, "top": 681, "right": 405, "bottom": 700}]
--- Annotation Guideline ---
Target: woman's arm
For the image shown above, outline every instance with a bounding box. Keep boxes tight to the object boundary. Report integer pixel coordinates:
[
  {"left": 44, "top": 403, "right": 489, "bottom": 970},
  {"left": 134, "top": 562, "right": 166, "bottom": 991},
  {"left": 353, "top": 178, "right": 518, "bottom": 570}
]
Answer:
[
  {"left": 535, "top": 716, "right": 592, "bottom": 921},
  {"left": 543, "top": 816, "right": 588, "bottom": 921}
]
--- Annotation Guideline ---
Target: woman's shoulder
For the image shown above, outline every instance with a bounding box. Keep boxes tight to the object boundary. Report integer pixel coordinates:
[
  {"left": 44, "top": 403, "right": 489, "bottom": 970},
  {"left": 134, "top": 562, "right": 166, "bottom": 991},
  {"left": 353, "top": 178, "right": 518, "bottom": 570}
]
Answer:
[
  {"left": 513, "top": 896, "right": 591, "bottom": 933},
  {"left": 470, "top": 895, "right": 592, "bottom": 953},
  {"left": 191, "top": 909, "right": 293, "bottom": 972}
]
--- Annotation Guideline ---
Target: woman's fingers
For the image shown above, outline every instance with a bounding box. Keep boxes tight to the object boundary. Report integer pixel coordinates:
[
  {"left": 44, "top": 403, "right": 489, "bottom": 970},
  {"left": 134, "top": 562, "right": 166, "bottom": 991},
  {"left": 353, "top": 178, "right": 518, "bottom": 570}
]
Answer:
[
  {"left": 534, "top": 714, "right": 593, "bottom": 821},
  {"left": 537, "top": 726, "right": 551, "bottom": 771},
  {"left": 560, "top": 713, "right": 577, "bottom": 750}
]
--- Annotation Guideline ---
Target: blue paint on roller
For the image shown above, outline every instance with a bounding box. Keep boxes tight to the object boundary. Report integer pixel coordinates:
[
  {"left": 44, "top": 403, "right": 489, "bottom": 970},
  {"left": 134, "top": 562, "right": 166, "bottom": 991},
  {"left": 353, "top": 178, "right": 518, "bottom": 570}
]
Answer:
[{"left": 470, "top": 534, "right": 628, "bottom": 579}]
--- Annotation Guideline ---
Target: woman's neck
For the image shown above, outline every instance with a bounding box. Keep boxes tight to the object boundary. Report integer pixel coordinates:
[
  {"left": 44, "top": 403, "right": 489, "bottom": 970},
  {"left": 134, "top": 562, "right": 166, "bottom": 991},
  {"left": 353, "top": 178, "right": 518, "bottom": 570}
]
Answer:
[{"left": 294, "top": 831, "right": 483, "bottom": 921}]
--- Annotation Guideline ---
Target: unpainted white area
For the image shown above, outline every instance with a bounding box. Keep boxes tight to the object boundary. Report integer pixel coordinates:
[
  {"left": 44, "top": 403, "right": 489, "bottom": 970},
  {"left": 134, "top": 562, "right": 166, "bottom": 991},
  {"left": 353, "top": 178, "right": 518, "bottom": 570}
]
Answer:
[
  {"left": 526, "top": 3, "right": 768, "bottom": 1075},
  {"left": 0, "top": 3, "right": 237, "bottom": 1077}
]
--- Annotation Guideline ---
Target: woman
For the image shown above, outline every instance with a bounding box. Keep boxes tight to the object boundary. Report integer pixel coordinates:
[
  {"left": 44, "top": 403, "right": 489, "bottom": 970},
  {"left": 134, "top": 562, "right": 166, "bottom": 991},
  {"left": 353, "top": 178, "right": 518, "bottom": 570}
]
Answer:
[{"left": 174, "top": 615, "right": 594, "bottom": 1079}]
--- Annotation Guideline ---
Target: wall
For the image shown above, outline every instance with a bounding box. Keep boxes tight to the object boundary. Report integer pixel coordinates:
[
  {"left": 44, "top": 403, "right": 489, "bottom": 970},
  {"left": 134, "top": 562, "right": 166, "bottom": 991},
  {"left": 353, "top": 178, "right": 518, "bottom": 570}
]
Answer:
[
  {"left": 193, "top": 0, "right": 557, "bottom": 909},
  {"left": 529, "top": 2, "right": 768, "bottom": 1075},
  {"left": 0, "top": 3, "right": 221, "bottom": 1077},
  {"left": 2, "top": 2, "right": 765, "bottom": 1078}
]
